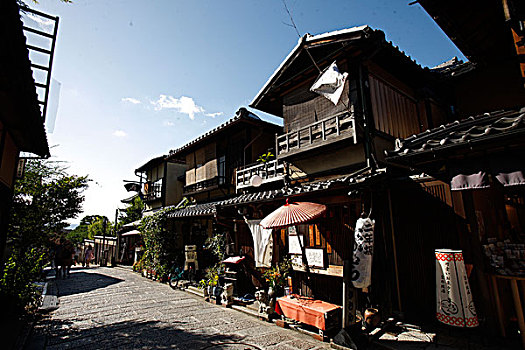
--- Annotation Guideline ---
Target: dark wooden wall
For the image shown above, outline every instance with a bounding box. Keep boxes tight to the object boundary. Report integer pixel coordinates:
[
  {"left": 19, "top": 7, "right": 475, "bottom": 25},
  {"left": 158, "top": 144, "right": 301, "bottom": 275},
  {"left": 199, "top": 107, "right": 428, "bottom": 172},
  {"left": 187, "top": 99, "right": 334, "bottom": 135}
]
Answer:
[{"left": 391, "top": 180, "right": 462, "bottom": 324}]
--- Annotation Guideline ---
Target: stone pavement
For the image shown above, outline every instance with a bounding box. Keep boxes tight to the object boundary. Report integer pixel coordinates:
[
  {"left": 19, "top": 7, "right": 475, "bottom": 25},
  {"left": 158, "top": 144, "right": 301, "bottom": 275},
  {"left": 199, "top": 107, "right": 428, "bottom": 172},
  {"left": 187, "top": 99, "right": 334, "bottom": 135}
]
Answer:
[{"left": 28, "top": 266, "right": 329, "bottom": 350}]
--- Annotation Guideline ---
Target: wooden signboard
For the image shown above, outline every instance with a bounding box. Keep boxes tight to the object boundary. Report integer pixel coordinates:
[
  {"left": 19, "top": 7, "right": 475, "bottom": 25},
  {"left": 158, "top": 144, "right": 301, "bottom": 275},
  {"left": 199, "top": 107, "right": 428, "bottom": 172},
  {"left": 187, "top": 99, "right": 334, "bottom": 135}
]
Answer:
[
  {"left": 288, "top": 233, "right": 304, "bottom": 255},
  {"left": 305, "top": 248, "right": 324, "bottom": 268}
]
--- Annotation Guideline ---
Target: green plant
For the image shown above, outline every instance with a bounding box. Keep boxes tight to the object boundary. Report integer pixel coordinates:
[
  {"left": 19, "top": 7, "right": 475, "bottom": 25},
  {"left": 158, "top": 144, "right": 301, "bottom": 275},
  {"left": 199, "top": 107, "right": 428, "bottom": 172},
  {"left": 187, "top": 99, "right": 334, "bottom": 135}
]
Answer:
[
  {"left": 204, "top": 232, "right": 226, "bottom": 262},
  {"left": 257, "top": 152, "right": 274, "bottom": 164},
  {"left": 0, "top": 248, "right": 47, "bottom": 314},
  {"left": 262, "top": 258, "right": 291, "bottom": 289},
  {"left": 139, "top": 207, "right": 179, "bottom": 278},
  {"left": 204, "top": 263, "right": 222, "bottom": 287}
]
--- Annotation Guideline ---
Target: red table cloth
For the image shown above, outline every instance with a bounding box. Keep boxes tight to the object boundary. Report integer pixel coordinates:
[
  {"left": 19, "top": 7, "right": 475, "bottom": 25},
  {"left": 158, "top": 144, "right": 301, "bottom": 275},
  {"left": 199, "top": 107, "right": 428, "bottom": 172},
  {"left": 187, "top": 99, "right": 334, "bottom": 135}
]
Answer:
[{"left": 275, "top": 294, "right": 341, "bottom": 330}]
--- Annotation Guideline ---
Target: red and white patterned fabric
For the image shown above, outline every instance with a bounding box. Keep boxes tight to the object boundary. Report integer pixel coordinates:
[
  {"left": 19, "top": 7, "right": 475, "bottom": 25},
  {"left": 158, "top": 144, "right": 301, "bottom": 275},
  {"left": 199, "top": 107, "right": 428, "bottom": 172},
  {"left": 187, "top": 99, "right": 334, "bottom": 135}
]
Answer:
[
  {"left": 260, "top": 200, "right": 326, "bottom": 229},
  {"left": 435, "top": 249, "right": 478, "bottom": 328}
]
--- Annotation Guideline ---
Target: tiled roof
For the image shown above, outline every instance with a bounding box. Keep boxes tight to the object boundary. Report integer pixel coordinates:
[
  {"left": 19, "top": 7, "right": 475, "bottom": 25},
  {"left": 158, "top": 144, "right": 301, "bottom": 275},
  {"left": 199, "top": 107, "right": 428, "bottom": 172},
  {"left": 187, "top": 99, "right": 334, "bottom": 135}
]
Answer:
[
  {"left": 135, "top": 155, "right": 167, "bottom": 172},
  {"left": 385, "top": 107, "right": 525, "bottom": 159},
  {"left": 222, "top": 169, "right": 385, "bottom": 206},
  {"left": 220, "top": 190, "right": 284, "bottom": 206},
  {"left": 121, "top": 193, "right": 139, "bottom": 204},
  {"left": 167, "top": 108, "right": 280, "bottom": 159},
  {"left": 162, "top": 170, "right": 385, "bottom": 218},
  {"left": 430, "top": 57, "right": 476, "bottom": 78},
  {"left": 2, "top": 1, "right": 50, "bottom": 157},
  {"left": 251, "top": 25, "right": 427, "bottom": 112},
  {"left": 165, "top": 202, "right": 218, "bottom": 218}
]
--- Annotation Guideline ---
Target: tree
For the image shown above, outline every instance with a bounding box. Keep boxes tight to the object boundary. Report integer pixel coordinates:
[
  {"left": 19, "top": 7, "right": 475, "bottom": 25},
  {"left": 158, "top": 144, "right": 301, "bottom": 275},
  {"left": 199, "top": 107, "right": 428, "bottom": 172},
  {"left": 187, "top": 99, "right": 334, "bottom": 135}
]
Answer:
[
  {"left": 1, "top": 159, "right": 88, "bottom": 314},
  {"left": 87, "top": 217, "right": 113, "bottom": 238},
  {"left": 118, "top": 196, "right": 143, "bottom": 226},
  {"left": 67, "top": 215, "right": 106, "bottom": 244},
  {"left": 8, "top": 159, "right": 89, "bottom": 250}
]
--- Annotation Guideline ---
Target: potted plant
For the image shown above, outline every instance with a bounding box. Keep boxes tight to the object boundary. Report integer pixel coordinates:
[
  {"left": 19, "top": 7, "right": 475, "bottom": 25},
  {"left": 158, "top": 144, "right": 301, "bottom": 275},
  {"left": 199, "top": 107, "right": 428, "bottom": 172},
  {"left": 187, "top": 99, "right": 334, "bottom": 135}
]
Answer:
[
  {"left": 257, "top": 152, "right": 274, "bottom": 164},
  {"left": 256, "top": 152, "right": 275, "bottom": 178},
  {"left": 199, "top": 279, "right": 209, "bottom": 298},
  {"left": 262, "top": 258, "right": 291, "bottom": 297}
]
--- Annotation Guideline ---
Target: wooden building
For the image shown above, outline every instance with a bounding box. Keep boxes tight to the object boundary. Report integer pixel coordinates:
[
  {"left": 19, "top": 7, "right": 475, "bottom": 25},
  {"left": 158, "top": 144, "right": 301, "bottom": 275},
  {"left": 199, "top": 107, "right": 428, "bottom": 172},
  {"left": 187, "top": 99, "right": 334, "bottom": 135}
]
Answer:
[
  {"left": 229, "top": 25, "right": 463, "bottom": 326},
  {"left": 135, "top": 155, "right": 187, "bottom": 212},
  {"left": 0, "top": 1, "right": 51, "bottom": 269},
  {"left": 384, "top": 0, "right": 525, "bottom": 345},
  {"left": 158, "top": 108, "right": 282, "bottom": 266}
]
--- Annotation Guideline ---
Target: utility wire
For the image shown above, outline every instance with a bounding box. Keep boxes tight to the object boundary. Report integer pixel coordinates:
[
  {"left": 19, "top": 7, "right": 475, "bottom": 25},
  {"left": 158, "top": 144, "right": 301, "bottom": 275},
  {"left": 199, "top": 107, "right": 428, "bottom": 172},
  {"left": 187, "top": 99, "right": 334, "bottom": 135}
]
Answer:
[{"left": 281, "top": 0, "right": 322, "bottom": 74}]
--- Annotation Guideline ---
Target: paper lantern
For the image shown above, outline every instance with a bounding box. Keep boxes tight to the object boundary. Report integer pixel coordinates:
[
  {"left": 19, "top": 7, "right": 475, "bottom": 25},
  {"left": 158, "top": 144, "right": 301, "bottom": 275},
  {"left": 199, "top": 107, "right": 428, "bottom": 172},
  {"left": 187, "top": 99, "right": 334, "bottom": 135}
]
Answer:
[{"left": 435, "top": 249, "right": 478, "bottom": 328}]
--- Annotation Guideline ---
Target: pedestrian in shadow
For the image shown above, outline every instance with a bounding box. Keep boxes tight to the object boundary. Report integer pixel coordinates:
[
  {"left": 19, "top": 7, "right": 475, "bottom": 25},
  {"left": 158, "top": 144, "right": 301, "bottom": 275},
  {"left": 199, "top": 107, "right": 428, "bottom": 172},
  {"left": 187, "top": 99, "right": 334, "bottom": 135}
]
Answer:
[
  {"left": 53, "top": 239, "right": 63, "bottom": 279},
  {"left": 85, "top": 245, "right": 94, "bottom": 267},
  {"left": 60, "top": 240, "right": 75, "bottom": 278}
]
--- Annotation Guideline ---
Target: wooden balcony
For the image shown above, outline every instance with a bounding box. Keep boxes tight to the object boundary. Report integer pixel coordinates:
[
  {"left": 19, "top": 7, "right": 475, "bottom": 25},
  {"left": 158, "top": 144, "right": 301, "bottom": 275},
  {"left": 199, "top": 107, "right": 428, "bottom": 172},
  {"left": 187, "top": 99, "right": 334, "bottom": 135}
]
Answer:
[
  {"left": 143, "top": 184, "right": 162, "bottom": 202},
  {"left": 183, "top": 176, "right": 226, "bottom": 195},
  {"left": 276, "top": 112, "right": 357, "bottom": 158},
  {"left": 236, "top": 159, "right": 286, "bottom": 190}
]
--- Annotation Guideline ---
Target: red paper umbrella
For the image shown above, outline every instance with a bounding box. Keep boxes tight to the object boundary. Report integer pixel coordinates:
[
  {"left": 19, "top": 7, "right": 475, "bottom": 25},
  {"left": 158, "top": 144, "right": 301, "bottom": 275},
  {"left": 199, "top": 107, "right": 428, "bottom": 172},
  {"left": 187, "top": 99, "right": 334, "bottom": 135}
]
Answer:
[{"left": 260, "top": 199, "right": 327, "bottom": 229}]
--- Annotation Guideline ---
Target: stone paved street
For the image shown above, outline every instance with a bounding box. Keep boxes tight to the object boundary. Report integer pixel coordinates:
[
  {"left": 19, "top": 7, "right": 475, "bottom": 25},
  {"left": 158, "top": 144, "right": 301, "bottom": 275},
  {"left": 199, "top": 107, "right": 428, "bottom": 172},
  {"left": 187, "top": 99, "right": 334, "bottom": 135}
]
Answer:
[{"left": 32, "top": 266, "right": 329, "bottom": 350}]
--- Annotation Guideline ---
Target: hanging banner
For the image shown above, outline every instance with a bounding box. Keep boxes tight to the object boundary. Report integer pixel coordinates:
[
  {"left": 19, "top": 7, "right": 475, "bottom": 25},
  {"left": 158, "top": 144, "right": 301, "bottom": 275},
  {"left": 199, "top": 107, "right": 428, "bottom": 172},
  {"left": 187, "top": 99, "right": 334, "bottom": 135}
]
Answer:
[
  {"left": 310, "top": 61, "right": 348, "bottom": 105},
  {"left": 435, "top": 249, "right": 478, "bottom": 328},
  {"left": 245, "top": 220, "right": 273, "bottom": 267},
  {"left": 351, "top": 217, "right": 375, "bottom": 288}
]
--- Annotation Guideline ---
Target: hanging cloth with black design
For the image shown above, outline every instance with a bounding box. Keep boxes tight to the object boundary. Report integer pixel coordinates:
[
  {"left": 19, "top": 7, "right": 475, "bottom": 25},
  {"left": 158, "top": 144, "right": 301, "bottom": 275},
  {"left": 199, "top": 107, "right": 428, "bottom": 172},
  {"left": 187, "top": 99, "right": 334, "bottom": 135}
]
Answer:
[{"left": 351, "top": 217, "right": 375, "bottom": 289}]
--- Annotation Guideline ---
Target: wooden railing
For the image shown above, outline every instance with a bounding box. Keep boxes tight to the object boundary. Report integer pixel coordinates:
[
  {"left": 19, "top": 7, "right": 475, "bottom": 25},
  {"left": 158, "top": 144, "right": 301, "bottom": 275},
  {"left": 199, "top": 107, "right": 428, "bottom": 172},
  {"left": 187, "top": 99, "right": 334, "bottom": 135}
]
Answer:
[
  {"left": 236, "top": 159, "right": 286, "bottom": 190},
  {"left": 276, "top": 112, "right": 357, "bottom": 156},
  {"left": 143, "top": 183, "right": 162, "bottom": 202},
  {"left": 183, "top": 176, "right": 226, "bottom": 194}
]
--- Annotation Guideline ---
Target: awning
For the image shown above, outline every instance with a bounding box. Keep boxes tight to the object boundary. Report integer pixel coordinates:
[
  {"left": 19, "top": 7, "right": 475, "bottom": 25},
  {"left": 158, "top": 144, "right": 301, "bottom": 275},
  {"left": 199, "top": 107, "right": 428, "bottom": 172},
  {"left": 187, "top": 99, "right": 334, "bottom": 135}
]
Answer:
[
  {"left": 121, "top": 230, "right": 141, "bottom": 237},
  {"left": 449, "top": 155, "right": 525, "bottom": 191},
  {"left": 122, "top": 220, "right": 141, "bottom": 229},
  {"left": 260, "top": 200, "right": 327, "bottom": 229}
]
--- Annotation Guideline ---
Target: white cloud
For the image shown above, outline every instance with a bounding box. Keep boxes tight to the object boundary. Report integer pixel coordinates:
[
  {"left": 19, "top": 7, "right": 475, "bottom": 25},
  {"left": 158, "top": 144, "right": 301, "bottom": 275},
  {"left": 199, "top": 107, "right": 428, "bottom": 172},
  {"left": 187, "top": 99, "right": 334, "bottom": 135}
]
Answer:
[
  {"left": 112, "top": 130, "right": 127, "bottom": 137},
  {"left": 163, "top": 120, "right": 175, "bottom": 127},
  {"left": 205, "top": 112, "right": 223, "bottom": 118},
  {"left": 122, "top": 97, "right": 141, "bottom": 104},
  {"left": 152, "top": 94, "right": 205, "bottom": 120}
]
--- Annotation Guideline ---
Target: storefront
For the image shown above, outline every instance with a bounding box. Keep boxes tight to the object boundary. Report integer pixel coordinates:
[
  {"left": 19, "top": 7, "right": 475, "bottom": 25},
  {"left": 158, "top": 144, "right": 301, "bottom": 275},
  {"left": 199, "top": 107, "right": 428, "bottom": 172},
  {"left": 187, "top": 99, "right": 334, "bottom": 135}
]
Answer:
[{"left": 386, "top": 107, "right": 525, "bottom": 345}]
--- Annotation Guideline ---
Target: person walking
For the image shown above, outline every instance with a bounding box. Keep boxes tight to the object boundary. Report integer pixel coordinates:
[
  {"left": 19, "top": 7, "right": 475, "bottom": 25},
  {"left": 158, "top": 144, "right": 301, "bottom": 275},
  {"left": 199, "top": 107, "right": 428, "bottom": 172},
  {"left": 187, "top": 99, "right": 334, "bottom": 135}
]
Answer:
[
  {"left": 53, "top": 240, "right": 63, "bottom": 278},
  {"left": 60, "top": 241, "right": 75, "bottom": 278},
  {"left": 85, "top": 245, "right": 94, "bottom": 267}
]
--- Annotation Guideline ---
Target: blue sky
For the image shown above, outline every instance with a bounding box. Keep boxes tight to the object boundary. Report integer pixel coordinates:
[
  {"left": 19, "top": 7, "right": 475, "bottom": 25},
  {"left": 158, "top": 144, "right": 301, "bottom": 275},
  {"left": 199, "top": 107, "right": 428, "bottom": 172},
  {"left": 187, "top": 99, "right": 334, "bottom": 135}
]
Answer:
[{"left": 25, "top": 0, "right": 465, "bottom": 224}]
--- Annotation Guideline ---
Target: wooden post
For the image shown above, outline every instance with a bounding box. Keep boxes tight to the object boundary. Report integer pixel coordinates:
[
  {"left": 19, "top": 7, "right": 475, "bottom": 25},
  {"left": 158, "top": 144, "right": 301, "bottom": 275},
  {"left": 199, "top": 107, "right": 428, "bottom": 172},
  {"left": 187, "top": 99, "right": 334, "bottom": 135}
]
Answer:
[
  {"left": 490, "top": 275, "right": 506, "bottom": 337},
  {"left": 510, "top": 279, "right": 525, "bottom": 349},
  {"left": 342, "top": 259, "right": 353, "bottom": 329},
  {"left": 275, "top": 133, "right": 279, "bottom": 157},
  {"left": 387, "top": 189, "right": 403, "bottom": 313}
]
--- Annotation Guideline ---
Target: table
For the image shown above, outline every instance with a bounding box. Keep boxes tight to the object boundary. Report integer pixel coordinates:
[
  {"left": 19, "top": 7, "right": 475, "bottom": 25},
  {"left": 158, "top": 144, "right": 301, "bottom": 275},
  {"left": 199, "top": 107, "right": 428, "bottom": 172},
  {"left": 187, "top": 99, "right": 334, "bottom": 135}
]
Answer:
[
  {"left": 490, "top": 274, "right": 525, "bottom": 348},
  {"left": 275, "top": 294, "right": 341, "bottom": 333}
]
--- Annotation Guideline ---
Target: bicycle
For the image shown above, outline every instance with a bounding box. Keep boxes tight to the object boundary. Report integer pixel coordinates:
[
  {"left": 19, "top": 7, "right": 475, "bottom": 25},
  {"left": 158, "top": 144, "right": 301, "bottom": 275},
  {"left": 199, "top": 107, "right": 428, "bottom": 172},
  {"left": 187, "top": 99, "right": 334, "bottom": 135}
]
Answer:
[{"left": 168, "top": 263, "right": 195, "bottom": 289}]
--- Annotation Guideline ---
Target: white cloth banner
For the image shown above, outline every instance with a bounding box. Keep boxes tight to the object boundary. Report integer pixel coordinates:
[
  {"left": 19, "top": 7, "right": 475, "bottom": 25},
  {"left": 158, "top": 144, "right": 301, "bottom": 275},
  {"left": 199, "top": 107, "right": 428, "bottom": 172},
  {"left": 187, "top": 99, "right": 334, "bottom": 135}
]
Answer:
[
  {"left": 351, "top": 217, "right": 374, "bottom": 288},
  {"left": 246, "top": 219, "right": 273, "bottom": 267},
  {"left": 310, "top": 61, "right": 348, "bottom": 105},
  {"left": 435, "top": 249, "right": 478, "bottom": 328}
]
